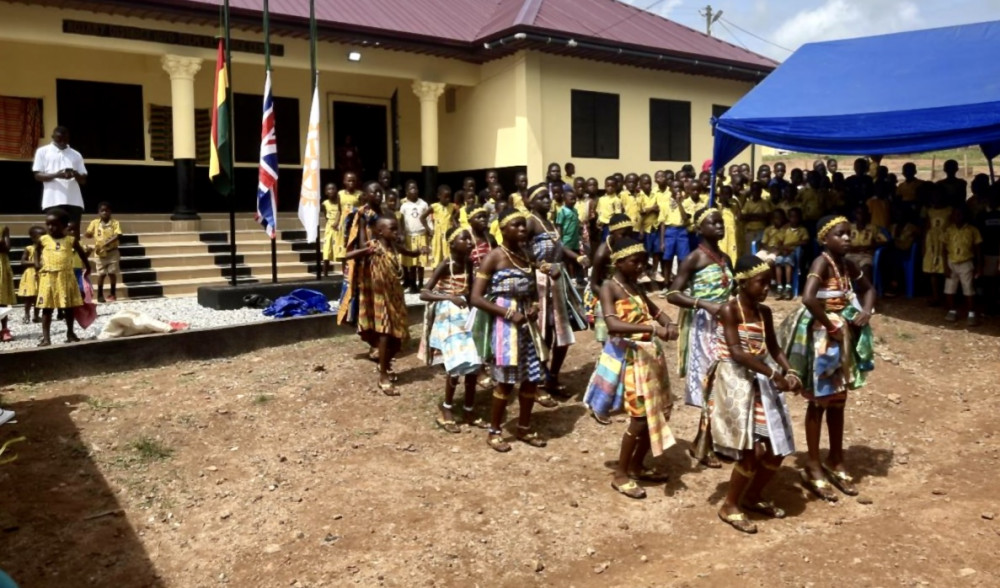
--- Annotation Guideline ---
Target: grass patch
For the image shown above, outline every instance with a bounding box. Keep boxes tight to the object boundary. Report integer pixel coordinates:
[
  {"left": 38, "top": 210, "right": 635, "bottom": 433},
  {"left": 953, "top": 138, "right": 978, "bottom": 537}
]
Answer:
[
  {"left": 129, "top": 437, "right": 173, "bottom": 461},
  {"left": 897, "top": 331, "right": 915, "bottom": 341},
  {"left": 253, "top": 394, "right": 273, "bottom": 405},
  {"left": 86, "top": 397, "right": 125, "bottom": 411}
]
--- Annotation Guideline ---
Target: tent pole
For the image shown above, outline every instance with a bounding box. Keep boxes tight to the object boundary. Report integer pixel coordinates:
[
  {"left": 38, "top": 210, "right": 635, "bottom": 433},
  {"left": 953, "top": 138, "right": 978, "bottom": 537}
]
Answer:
[
  {"left": 989, "top": 158, "right": 996, "bottom": 184},
  {"left": 750, "top": 144, "right": 756, "bottom": 175}
]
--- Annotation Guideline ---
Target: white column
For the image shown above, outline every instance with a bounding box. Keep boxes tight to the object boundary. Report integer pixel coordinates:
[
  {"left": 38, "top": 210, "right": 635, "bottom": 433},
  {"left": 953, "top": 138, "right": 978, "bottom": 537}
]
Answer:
[
  {"left": 160, "top": 55, "right": 203, "bottom": 159},
  {"left": 411, "top": 81, "right": 446, "bottom": 167}
]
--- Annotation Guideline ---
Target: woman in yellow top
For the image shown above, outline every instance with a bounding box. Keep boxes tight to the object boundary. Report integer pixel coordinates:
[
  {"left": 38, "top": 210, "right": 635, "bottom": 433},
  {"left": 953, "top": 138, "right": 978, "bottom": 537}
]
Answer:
[
  {"left": 921, "top": 184, "right": 953, "bottom": 306},
  {"left": 321, "top": 183, "right": 340, "bottom": 278},
  {"left": 34, "top": 210, "right": 89, "bottom": 346},
  {"left": 334, "top": 173, "right": 362, "bottom": 261},
  {"left": 421, "top": 185, "right": 456, "bottom": 266}
]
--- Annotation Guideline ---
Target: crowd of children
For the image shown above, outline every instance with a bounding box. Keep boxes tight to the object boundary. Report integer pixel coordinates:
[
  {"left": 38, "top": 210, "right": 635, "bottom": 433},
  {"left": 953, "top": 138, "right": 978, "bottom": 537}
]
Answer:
[
  {"left": 0, "top": 203, "right": 123, "bottom": 347},
  {"left": 328, "top": 159, "right": 934, "bottom": 534}
]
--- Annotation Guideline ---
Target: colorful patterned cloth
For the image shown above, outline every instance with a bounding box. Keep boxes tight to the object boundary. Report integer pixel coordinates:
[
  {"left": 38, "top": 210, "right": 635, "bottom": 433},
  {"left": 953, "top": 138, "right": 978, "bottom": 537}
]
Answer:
[
  {"left": 677, "top": 263, "right": 732, "bottom": 407},
  {"left": 418, "top": 271, "right": 480, "bottom": 376},
  {"left": 470, "top": 268, "right": 546, "bottom": 384},
  {"left": 356, "top": 240, "right": 409, "bottom": 348},
  {"left": 532, "top": 232, "right": 587, "bottom": 347},
  {"left": 780, "top": 304, "right": 874, "bottom": 398},
  {"left": 582, "top": 296, "right": 675, "bottom": 456},
  {"left": 336, "top": 206, "right": 377, "bottom": 325}
]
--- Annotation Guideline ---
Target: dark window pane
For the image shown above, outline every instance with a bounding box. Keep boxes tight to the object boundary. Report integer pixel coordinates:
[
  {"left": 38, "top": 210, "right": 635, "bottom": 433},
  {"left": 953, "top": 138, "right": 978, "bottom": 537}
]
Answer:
[
  {"left": 711, "top": 104, "right": 730, "bottom": 136},
  {"left": 649, "top": 98, "right": 691, "bottom": 162},
  {"left": 571, "top": 89, "right": 619, "bottom": 159},
  {"left": 56, "top": 79, "right": 145, "bottom": 160},
  {"left": 234, "top": 93, "right": 301, "bottom": 165}
]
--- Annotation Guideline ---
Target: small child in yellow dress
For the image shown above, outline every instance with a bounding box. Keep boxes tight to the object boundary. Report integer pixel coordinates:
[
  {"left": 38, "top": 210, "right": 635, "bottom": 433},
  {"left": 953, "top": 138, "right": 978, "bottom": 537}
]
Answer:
[
  {"left": 34, "top": 209, "right": 90, "bottom": 347},
  {"left": 321, "top": 182, "right": 340, "bottom": 278},
  {"left": 17, "top": 226, "right": 45, "bottom": 325},
  {"left": 0, "top": 225, "right": 15, "bottom": 342}
]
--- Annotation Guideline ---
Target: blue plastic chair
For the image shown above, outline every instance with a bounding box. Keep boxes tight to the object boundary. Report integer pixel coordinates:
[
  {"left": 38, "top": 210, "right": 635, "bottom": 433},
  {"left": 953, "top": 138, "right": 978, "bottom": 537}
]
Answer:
[
  {"left": 874, "top": 240, "right": 918, "bottom": 298},
  {"left": 750, "top": 241, "right": 803, "bottom": 297}
]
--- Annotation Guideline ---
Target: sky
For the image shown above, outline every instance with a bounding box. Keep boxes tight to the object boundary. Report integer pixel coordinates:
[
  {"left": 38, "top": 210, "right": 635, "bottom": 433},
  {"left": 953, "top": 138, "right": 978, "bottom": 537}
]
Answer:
[{"left": 623, "top": 0, "right": 1000, "bottom": 61}]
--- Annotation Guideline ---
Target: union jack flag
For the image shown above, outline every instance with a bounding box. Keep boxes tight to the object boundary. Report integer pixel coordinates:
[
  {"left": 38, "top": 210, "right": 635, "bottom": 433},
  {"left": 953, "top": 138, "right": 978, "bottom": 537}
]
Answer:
[{"left": 256, "top": 69, "right": 278, "bottom": 238}]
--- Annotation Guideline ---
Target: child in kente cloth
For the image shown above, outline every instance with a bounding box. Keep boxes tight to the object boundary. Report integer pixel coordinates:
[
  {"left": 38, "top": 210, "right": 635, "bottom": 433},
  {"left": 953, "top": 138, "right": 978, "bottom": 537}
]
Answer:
[
  {"left": 0, "top": 226, "right": 14, "bottom": 342},
  {"left": 585, "top": 214, "right": 634, "bottom": 359},
  {"left": 780, "top": 215, "right": 876, "bottom": 502},
  {"left": 321, "top": 182, "right": 340, "bottom": 278},
  {"left": 667, "top": 207, "right": 734, "bottom": 469},
  {"left": 35, "top": 209, "right": 90, "bottom": 347},
  {"left": 711, "top": 255, "right": 801, "bottom": 534},
  {"left": 524, "top": 184, "right": 590, "bottom": 407},
  {"left": 583, "top": 237, "right": 679, "bottom": 499},
  {"left": 465, "top": 206, "right": 495, "bottom": 268},
  {"left": 470, "top": 209, "right": 547, "bottom": 452},
  {"left": 419, "top": 226, "right": 488, "bottom": 433},
  {"left": 349, "top": 213, "right": 426, "bottom": 396},
  {"left": 337, "top": 182, "right": 382, "bottom": 330},
  {"left": 17, "top": 226, "right": 45, "bottom": 325}
]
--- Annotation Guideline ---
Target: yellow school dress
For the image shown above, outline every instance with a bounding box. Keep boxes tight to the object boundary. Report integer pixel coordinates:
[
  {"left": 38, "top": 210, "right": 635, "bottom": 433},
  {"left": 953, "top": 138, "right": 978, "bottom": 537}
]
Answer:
[
  {"left": 322, "top": 200, "right": 340, "bottom": 262},
  {"left": 719, "top": 200, "right": 743, "bottom": 261},
  {"left": 0, "top": 247, "right": 14, "bottom": 306},
  {"left": 16, "top": 244, "right": 37, "bottom": 299},
  {"left": 620, "top": 190, "right": 642, "bottom": 232},
  {"left": 922, "top": 206, "right": 952, "bottom": 274},
  {"left": 36, "top": 235, "right": 83, "bottom": 310},
  {"left": 430, "top": 202, "right": 454, "bottom": 265},
  {"left": 334, "top": 190, "right": 362, "bottom": 259},
  {"left": 511, "top": 192, "right": 528, "bottom": 212}
]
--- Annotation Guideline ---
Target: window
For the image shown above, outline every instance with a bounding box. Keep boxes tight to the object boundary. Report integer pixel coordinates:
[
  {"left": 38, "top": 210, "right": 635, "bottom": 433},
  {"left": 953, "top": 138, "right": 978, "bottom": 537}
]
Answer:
[
  {"left": 0, "top": 96, "right": 43, "bottom": 158},
  {"left": 233, "top": 93, "right": 301, "bottom": 165},
  {"left": 56, "top": 79, "right": 145, "bottom": 160},
  {"left": 571, "top": 90, "right": 619, "bottom": 159},
  {"left": 711, "top": 104, "right": 730, "bottom": 136},
  {"left": 649, "top": 98, "right": 691, "bottom": 162},
  {"left": 149, "top": 104, "right": 212, "bottom": 163}
]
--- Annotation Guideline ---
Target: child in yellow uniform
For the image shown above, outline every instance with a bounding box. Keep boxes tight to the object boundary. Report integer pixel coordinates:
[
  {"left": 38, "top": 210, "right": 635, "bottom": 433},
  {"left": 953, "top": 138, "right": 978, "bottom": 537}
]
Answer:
[
  {"left": 596, "top": 176, "right": 624, "bottom": 239},
  {"left": 85, "top": 202, "right": 123, "bottom": 302},
  {"left": 717, "top": 185, "right": 743, "bottom": 262},
  {"left": 846, "top": 205, "right": 887, "bottom": 275},
  {"left": 756, "top": 209, "right": 786, "bottom": 263},
  {"left": 741, "top": 181, "right": 773, "bottom": 254},
  {"left": 942, "top": 207, "right": 982, "bottom": 326},
  {"left": 35, "top": 210, "right": 89, "bottom": 346},
  {"left": 421, "top": 185, "right": 456, "bottom": 266},
  {"left": 799, "top": 171, "right": 828, "bottom": 234},
  {"left": 321, "top": 182, "right": 340, "bottom": 278},
  {"left": 776, "top": 208, "right": 809, "bottom": 299},
  {"left": 922, "top": 184, "right": 953, "bottom": 306},
  {"left": 620, "top": 173, "right": 643, "bottom": 233},
  {"left": 0, "top": 226, "right": 15, "bottom": 342},
  {"left": 17, "top": 226, "right": 45, "bottom": 325},
  {"left": 334, "top": 173, "right": 362, "bottom": 262},
  {"left": 510, "top": 172, "right": 528, "bottom": 211}
]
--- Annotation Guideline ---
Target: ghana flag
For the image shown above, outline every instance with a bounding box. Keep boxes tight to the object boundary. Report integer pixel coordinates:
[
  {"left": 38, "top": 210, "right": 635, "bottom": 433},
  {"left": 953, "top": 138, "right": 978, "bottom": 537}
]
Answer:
[{"left": 209, "top": 38, "right": 232, "bottom": 196}]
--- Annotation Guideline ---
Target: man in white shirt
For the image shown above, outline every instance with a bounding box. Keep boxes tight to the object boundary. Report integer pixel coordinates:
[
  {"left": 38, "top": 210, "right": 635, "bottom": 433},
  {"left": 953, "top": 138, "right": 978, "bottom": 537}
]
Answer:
[
  {"left": 399, "top": 179, "right": 430, "bottom": 292},
  {"left": 32, "top": 126, "right": 88, "bottom": 226}
]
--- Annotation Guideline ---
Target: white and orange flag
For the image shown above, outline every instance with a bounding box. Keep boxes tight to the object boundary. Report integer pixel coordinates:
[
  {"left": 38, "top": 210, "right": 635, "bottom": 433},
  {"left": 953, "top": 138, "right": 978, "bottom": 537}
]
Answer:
[{"left": 298, "top": 81, "right": 321, "bottom": 243}]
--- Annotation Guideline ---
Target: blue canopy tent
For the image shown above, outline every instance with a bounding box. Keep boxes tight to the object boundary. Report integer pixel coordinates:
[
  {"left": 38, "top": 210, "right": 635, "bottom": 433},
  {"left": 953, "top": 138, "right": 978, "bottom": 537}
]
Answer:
[{"left": 711, "top": 20, "right": 1000, "bottom": 203}]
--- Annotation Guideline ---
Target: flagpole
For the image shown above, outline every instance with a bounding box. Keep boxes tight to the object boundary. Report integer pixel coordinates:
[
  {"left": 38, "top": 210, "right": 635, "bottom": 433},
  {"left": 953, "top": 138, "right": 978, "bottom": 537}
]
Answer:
[
  {"left": 224, "top": 0, "right": 238, "bottom": 287},
  {"left": 310, "top": 0, "right": 321, "bottom": 281},
  {"left": 264, "top": 0, "right": 278, "bottom": 283}
]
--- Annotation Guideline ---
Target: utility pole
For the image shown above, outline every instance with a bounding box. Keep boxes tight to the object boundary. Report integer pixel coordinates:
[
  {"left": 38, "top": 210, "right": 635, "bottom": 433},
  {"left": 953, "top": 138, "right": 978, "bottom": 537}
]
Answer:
[{"left": 700, "top": 4, "right": 723, "bottom": 36}]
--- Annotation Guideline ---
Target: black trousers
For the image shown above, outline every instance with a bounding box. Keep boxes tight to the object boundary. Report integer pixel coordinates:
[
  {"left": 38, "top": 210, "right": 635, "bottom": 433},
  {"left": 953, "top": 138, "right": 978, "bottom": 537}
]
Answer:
[{"left": 43, "top": 205, "right": 83, "bottom": 228}]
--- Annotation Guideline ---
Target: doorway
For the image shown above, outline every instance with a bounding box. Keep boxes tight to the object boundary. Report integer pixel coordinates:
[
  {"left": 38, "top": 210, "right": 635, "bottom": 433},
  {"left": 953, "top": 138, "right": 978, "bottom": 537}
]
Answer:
[{"left": 331, "top": 100, "right": 389, "bottom": 184}]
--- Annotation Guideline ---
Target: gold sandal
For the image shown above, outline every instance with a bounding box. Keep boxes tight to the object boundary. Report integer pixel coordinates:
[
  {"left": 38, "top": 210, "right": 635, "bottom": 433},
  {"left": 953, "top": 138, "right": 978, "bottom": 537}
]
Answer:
[
  {"left": 742, "top": 500, "right": 786, "bottom": 519},
  {"left": 487, "top": 432, "right": 511, "bottom": 453},
  {"left": 435, "top": 417, "right": 461, "bottom": 434},
  {"left": 516, "top": 428, "right": 547, "bottom": 448},
  {"left": 800, "top": 469, "right": 839, "bottom": 502},
  {"left": 535, "top": 393, "right": 558, "bottom": 408},
  {"left": 718, "top": 510, "right": 757, "bottom": 534},
  {"left": 822, "top": 464, "right": 859, "bottom": 496}
]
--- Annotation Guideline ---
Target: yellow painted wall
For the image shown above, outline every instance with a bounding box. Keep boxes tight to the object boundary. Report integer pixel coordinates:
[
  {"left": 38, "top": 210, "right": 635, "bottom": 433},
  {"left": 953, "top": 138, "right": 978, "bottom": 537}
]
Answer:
[{"left": 537, "top": 53, "right": 754, "bottom": 181}]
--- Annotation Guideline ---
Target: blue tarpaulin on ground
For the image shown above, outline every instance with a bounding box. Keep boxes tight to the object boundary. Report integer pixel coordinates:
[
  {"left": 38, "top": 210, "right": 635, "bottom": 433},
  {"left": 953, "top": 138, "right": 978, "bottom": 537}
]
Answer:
[
  {"left": 263, "top": 289, "right": 331, "bottom": 318},
  {"left": 711, "top": 20, "right": 1000, "bottom": 191}
]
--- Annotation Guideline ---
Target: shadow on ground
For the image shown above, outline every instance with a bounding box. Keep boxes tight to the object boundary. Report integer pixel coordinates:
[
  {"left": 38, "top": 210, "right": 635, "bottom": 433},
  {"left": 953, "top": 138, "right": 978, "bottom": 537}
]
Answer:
[{"left": 0, "top": 395, "right": 162, "bottom": 587}]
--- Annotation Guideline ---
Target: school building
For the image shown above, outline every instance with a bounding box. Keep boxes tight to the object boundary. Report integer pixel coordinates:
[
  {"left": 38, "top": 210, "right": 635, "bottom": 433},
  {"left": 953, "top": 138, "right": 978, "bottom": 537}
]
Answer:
[{"left": 0, "top": 0, "right": 775, "bottom": 297}]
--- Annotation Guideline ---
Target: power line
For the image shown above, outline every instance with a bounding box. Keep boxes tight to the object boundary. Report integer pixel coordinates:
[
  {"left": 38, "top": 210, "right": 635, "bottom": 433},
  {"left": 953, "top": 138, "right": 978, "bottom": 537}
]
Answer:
[
  {"left": 716, "top": 19, "right": 749, "bottom": 51},
  {"left": 590, "top": 0, "right": 669, "bottom": 37},
  {"left": 719, "top": 17, "right": 794, "bottom": 53}
]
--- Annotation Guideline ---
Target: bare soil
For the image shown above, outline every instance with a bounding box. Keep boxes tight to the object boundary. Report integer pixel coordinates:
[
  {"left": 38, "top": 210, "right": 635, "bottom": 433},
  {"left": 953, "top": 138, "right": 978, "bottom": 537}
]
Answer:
[{"left": 1, "top": 297, "right": 998, "bottom": 587}]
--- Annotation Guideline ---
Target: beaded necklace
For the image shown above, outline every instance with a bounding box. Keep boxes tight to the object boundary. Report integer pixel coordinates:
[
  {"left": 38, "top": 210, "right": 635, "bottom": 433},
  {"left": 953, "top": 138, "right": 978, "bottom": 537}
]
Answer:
[
  {"left": 698, "top": 243, "right": 730, "bottom": 287},
  {"left": 500, "top": 245, "right": 532, "bottom": 272},
  {"left": 612, "top": 276, "right": 650, "bottom": 317},
  {"left": 531, "top": 212, "right": 560, "bottom": 240},
  {"left": 735, "top": 295, "right": 766, "bottom": 355},
  {"left": 821, "top": 252, "right": 852, "bottom": 293}
]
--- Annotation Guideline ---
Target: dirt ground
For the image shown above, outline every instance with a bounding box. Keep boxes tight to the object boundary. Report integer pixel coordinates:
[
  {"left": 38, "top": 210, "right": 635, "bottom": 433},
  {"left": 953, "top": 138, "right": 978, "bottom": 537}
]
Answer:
[{"left": 1, "top": 297, "right": 998, "bottom": 587}]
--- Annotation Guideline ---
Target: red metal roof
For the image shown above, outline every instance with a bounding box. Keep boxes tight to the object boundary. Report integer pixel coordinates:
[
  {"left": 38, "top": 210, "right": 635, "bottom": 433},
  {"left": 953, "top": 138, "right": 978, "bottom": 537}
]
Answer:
[{"left": 36, "top": 0, "right": 777, "bottom": 77}]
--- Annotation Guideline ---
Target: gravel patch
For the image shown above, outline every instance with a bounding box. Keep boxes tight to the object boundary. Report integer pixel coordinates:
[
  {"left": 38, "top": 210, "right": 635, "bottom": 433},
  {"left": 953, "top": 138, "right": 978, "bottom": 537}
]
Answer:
[{"left": 0, "top": 292, "right": 426, "bottom": 352}]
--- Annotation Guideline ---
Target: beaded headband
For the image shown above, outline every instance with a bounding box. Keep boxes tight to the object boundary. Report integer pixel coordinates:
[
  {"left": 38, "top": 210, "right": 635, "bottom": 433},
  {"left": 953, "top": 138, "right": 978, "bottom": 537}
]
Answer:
[
  {"left": 608, "top": 219, "right": 633, "bottom": 232},
  {"left": 467, "top": 206, "right": 488, "bottom": 219},
  {"left": 527, "top": 185, "right": 549, "bottom": 202},
  {"left": 694, "top": 206, "right": 719, "bottom": 227},
  {"left": 498, "top": 211, "right": 528, "bottom": 229},
  {"left": 735, "top": 260, "right": 771, "bottom": 281},
  {"left": 818, "top": 216, "right": 849, "bottom": 241},
  {"left": 610, "top": 243, "right": 647, "bottom": 262},
  {"left": 448, "top": 228, "right": 470, "bottom": 244}
]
